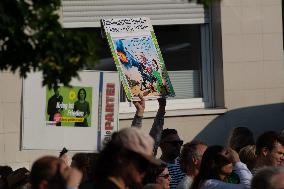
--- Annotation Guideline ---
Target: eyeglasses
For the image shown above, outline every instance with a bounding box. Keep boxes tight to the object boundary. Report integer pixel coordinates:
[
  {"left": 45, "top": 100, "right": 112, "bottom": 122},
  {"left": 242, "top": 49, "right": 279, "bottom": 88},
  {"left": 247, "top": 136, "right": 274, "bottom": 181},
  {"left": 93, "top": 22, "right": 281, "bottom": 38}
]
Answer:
[
  {"left": 159, "top": 174, "right": 170, "bottom": 179},
  {"left": 163, "top": 140, "right": 183, "bottom": 146}
]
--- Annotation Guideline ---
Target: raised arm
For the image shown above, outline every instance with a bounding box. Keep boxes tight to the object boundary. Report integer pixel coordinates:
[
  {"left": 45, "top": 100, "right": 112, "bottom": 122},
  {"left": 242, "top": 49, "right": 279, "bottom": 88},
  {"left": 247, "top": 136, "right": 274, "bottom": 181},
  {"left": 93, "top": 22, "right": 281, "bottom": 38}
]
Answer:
[
  {"left": 131, "top": 94, "right": 145, "bottom": 128},
  {"left": 150, "top": 98, "right": 166, "bottom": 156}
]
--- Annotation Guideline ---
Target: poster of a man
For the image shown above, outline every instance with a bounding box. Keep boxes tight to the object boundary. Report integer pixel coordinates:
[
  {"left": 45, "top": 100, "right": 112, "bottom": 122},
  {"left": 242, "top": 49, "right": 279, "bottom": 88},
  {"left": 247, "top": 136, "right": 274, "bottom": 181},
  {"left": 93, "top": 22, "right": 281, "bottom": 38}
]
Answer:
[{"left": 47, "top": 86, "right": 63, "bottom": 126}]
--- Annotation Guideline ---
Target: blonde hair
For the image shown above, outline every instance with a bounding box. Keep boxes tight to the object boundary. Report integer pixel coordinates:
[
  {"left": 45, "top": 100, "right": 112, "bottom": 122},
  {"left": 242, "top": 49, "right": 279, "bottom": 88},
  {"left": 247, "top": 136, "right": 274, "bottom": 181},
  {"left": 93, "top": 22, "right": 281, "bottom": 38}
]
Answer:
[{"left": 239, "top": 145, "right": 256, "bottom": 171}]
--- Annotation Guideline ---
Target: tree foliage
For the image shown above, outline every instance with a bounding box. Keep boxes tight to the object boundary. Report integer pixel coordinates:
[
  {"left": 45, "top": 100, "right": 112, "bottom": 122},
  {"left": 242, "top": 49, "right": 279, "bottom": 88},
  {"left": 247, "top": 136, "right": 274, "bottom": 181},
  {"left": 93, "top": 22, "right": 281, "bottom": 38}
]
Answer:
[
  {"left": 0, "top": 0, "right": 216, "bottom": 88},
  {"left": 0, "top": 0, "right": 98, "bottom": 88}
]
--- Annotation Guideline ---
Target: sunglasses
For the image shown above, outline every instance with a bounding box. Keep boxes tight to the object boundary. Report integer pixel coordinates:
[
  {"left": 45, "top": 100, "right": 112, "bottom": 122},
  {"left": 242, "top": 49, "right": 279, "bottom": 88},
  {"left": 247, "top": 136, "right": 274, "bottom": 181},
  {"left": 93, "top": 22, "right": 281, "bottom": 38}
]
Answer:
[
  {"left": 163, "top": 140, "right": 183, "bottom": 146},
  {"left": 159, "top": 174, "right": 170, "bottom": 179}
]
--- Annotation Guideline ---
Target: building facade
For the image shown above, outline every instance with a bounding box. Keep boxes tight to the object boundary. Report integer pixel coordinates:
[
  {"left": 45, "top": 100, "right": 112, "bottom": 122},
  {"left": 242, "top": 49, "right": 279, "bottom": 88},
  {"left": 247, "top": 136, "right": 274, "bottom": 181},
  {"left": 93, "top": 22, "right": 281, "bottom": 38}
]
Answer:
[{"left": 0, "top": 0, "right": 283, "bottom": 169}]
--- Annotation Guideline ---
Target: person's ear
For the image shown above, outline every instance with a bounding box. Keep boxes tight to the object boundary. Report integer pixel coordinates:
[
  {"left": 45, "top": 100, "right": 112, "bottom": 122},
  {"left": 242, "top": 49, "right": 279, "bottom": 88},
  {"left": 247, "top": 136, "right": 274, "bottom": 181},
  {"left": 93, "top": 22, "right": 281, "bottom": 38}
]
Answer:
[
  {"left": 192, "top": 155, "right": 199, "bottom": 166},
  {"left": 261, "top": 147, "right": 269, "bottom": 157}
]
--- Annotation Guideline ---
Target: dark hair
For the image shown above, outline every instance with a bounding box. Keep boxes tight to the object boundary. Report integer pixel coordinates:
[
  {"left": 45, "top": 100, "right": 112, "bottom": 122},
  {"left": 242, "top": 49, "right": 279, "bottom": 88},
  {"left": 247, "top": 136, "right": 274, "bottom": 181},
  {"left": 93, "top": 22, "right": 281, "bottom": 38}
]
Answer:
[
  {"left": 190, "top": 145, "right": 231, "bottom": 189},
  {"left": 71, "top": 153, "right": 98, "bottom": 181},
  {"left": 228, "top": 127, "right": 255, "bottom": 153},
  {"left": 6, "top": 167, "right": 30, "bottom": 189},
  {"left": 0, "top": 166, "right": 13, "bottom": 189},
  {"left": 256, "top": 131, "right": 284, "bottom": 155},
  {"left": 161, "top": 129, "right": 178, "bottom": 141},
  {"left": 180, "top": 140, "right": 207, "bottom": 172},
  {"left": 77, "top": 88, "right": 87, "bottom": 100},
  {"left": 143, "top": 162, "right": 167, "bottom": 185},
  {"left": 0, "top": 165, "right": 13, "bottom": 178},
  {"left": 53, "top": 86, "right": 60, "bottom": 92},
  {"left": 30, "top": 156, "right": 66, "bottom": 189}
]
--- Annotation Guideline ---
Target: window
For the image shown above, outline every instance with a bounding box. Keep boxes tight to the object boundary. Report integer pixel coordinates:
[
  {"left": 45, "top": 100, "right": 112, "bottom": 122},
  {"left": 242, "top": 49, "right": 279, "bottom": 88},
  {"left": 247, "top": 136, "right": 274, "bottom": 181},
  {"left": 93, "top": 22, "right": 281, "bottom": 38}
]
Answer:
[
  {"left": 82, "top": 23, "right": 214, "bottom": 114},
  {"left": 61, "top": 1, "right": 215, "bottom": 116}
]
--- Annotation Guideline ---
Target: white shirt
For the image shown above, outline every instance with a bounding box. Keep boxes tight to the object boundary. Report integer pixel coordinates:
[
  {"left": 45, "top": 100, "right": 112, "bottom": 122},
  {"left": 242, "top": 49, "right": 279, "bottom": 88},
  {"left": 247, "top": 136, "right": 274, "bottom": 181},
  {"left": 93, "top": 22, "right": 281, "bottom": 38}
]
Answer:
[{"left": 200, "top": 162, "right": 252, "bottom": 189}]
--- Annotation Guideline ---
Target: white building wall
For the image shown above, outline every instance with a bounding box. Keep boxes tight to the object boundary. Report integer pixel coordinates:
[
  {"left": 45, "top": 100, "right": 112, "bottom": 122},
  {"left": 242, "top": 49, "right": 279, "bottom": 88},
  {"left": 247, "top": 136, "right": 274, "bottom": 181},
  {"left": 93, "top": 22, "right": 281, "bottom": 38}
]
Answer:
[{"left": 0, "top": 0, "right": 284, "bottom": 168}]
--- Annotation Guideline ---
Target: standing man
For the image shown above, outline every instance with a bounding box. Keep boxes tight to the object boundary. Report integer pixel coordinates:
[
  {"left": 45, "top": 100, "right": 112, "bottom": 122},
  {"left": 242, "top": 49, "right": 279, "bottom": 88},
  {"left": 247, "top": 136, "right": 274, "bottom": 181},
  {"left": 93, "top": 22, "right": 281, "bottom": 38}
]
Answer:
[
  {"left": 47, "top": 86, "right": 63, "bottom": 126},
  {"left": 177, "top": 141, "right": 207, "bottom": 189},
  {"left": 159, "top": 129, "right": 185, "bottom": 189},
  {"left": 132, "top": 95, "right": 184, "bottom": 189}
]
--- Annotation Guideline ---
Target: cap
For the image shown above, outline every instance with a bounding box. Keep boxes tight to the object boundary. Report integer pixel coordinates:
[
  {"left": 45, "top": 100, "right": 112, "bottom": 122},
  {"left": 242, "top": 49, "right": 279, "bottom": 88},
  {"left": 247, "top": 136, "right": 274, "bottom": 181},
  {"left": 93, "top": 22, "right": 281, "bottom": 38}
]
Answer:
[{"left": 114, "top": 127, "right": 160, "bottom": 165}]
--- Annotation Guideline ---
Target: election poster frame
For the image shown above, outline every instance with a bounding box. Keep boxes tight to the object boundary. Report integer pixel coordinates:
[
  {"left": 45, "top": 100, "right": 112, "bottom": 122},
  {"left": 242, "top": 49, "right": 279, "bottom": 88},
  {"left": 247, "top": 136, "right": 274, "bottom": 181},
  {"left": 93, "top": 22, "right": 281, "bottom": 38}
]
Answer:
[
  {"left": 45, "top": 86, "right": 93, "bottom": 127},
  {"left": 22, "top": 71, "right": 119, "bottom": 151},
  {"left": 101, "top": 17, "right": 175, "bottom": 101}
]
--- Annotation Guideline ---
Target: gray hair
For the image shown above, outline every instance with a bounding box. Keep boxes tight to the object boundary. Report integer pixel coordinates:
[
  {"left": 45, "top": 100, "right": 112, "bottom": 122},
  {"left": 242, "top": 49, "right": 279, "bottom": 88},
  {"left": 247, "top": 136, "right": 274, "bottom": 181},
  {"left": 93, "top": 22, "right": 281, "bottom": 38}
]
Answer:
[{"left": 251, "top": 166, "right": 284, "bottom": 189}]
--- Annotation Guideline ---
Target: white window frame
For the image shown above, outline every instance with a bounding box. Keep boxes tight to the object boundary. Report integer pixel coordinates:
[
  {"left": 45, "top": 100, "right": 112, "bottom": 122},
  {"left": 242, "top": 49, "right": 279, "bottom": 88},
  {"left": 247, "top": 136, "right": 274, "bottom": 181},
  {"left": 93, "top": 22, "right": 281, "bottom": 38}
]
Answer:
[{"left": 119, "top": 24, "right": 215, "bottom": 115}]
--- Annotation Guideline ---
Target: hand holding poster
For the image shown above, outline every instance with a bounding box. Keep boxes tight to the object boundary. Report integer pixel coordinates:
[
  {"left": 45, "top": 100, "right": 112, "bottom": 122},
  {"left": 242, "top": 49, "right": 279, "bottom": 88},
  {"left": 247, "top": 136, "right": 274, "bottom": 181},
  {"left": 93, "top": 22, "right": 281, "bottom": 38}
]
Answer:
[{"left": 101, "top": 17, "right": 175, "bottom": 101}]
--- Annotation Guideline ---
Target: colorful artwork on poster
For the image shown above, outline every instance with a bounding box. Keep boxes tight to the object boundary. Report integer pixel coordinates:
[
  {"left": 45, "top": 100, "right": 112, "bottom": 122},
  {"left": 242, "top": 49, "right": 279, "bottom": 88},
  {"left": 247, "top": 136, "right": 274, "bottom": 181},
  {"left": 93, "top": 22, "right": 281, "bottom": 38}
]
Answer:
[
  {"left": 45, "top": 86, "right": 92, "bottom": 127},
  {"left": 102, "top": 17, "right": 175, "bottom": 101}
]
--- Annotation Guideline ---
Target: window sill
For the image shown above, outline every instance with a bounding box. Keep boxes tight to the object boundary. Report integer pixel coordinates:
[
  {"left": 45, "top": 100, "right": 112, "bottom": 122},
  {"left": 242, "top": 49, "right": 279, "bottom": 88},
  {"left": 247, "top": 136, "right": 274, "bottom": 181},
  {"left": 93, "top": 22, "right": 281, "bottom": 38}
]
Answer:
[{"left": 119, "top": 108, "right": 227, "bottom": 120}]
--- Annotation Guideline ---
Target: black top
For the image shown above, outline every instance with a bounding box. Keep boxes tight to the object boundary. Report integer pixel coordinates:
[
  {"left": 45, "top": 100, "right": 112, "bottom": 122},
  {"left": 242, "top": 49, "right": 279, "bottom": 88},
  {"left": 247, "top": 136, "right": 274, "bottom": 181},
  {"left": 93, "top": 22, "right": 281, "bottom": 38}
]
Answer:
[{"left": 93, "top": 179, "right": 120, "bottom": 189}]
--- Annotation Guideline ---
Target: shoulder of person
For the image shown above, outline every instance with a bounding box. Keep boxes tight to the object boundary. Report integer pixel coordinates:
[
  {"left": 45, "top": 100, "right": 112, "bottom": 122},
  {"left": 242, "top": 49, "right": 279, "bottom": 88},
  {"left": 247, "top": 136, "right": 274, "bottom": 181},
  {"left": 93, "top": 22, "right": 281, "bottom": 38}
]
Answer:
[{"left": 202, "top": 179, "right": 227, "bottom": 188}]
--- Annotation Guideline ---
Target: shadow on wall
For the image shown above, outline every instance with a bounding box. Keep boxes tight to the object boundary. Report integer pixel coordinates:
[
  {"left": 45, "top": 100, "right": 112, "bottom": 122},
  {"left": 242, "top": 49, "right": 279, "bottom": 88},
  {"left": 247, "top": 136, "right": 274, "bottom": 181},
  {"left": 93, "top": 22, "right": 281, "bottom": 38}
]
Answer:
[{"left": 193, "top": 103, "right": 284, "bottom": 146}]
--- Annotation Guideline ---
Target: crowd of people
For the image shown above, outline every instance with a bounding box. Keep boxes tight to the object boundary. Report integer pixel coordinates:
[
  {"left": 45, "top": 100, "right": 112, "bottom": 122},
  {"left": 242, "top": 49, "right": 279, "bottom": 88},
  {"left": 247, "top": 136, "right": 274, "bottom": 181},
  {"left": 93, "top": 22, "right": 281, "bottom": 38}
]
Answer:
[{"left": 1, "top": 96, "right": 284, "bottom": 189}]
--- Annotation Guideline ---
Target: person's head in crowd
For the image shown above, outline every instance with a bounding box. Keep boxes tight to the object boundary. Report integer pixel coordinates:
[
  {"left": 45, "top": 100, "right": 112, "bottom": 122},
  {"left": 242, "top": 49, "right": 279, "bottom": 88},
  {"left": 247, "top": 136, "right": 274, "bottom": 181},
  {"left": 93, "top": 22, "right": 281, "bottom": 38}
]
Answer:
[
  {"left": 30, "top": 156, "right": 82, "bottom": 189},
  {"left": 159, "top": 129, "right": 183, "bottom": 163},
  {"left": 180, "top": 140, "right": 207, "bottom": 177},
  {"left": 239, "top": 145, "right": 257, "bottom": 171},
  {"left": 94, "top": 127, "right": 160, "bottom": 189},
  {"left": 71, "top": 153, "right": 98, "bottom": 182},
  {"left": 0, "top": 166, "right": 13, "bottom": 189},
  {"left": 191, "top": 145, "right": 239, "bottom": 189},
  {"left": 255, "top": 131, "right": 284, "bottom": 168},
  {"left": 228, "top": 127, "right": 255, "bottom": 153},
  {"left": 251, "top": 166, "right": 284, "bottom": 189},
  {"left": 30, "top": 156, "right": 66, "bottom": 189},
  {"left": 7, "top": 167, "right": 30, "bottom": 189},
  {"left": 143, "top": 162, "right": 171, "bottom": 189}
]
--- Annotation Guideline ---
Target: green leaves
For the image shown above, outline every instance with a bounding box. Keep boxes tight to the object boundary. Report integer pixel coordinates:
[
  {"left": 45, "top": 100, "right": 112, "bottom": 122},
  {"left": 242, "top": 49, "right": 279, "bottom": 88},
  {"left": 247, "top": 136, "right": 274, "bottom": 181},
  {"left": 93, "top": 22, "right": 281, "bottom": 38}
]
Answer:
[
  {"left": 0, "top": 0, "right": 216, "bottom": 88},
  {"left": 0, "top": 0, "right": 98, "bottom": 88}
]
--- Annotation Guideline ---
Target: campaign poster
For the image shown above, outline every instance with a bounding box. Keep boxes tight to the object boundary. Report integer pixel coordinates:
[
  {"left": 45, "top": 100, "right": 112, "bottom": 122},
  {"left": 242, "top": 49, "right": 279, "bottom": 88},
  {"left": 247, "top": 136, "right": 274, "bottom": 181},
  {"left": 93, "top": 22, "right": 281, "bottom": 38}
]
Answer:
[
  {"left": 98, "top": 72, "right": 120, "bottom": 150},
  {"left": 101, "top": 17, "right": 175, "bottom": 101},
  {"left": 113, "top": 36, "right": 170, "bottom": 98},
  {"left": 45, "top": 86, "right": 93, "bottom": 127}
]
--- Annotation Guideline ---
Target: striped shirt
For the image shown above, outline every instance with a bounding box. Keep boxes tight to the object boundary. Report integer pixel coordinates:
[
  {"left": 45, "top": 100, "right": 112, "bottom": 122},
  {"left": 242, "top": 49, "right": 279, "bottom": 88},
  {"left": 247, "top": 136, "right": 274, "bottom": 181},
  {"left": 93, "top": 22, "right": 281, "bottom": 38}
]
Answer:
[{"left": 167, "top": 158, "right": 185, "bottom": 189}]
